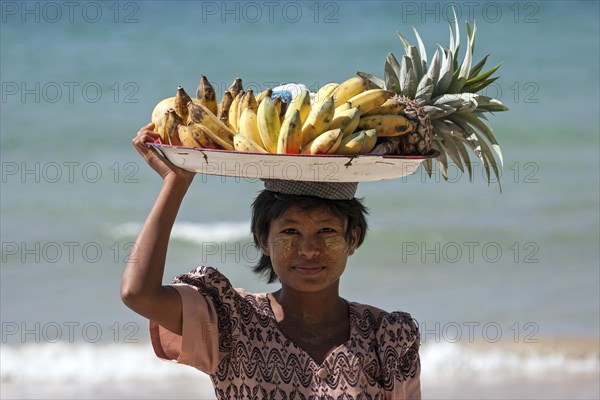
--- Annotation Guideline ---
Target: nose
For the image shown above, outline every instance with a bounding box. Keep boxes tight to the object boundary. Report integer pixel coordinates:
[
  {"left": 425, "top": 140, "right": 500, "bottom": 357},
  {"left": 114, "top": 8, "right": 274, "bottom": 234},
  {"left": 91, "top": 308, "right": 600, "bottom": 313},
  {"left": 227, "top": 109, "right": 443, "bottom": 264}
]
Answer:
[{"left": 298, "top": 236, "right": 321, "bottom": 259}]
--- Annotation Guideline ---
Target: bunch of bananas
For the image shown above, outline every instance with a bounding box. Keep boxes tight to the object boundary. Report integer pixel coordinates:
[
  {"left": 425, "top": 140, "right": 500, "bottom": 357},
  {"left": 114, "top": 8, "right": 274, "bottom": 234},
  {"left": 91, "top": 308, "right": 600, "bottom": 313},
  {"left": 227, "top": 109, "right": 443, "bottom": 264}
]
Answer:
[{"left": 151, "top": 75, "right": 416, "bottom": 156}]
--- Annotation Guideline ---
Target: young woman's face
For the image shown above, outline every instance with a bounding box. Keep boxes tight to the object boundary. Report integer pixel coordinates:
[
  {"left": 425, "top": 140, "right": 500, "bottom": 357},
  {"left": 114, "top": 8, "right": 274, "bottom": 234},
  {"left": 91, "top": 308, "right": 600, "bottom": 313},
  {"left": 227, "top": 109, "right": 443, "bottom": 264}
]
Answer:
[{"left": 260, "top": 206, "right": 359, "bottom": 293}]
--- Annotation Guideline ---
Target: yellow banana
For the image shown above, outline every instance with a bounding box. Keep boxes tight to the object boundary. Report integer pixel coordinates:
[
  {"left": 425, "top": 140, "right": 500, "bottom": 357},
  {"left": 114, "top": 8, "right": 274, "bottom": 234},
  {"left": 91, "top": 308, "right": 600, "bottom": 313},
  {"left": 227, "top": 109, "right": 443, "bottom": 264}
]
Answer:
[
  {"left": 329, "top": 107, "right": 361, "bottom": 137},
  {"left": 175, "top": 86, "right": 193, "bottom": 124},
  {"left": 346, "top": 89, "right": 394, "bottom": 115},
  {"left": 165, "top": 109, "right": 183, "bottom": 146},
  {"left": 361, "top": 97, "right": 406, "bottom": 116},
  {"left": 196, "top": 76, "right": 218, "bottom": 115},
  {"left": 178, "top": 123, "right": 216, "bottom": 149},
  {"left": 301, "top": 128, "right": 343, "bottom": 155},
  {"left": 228, "top": 90, "right": 245, "bottom": 132},
  {"left": 236, "top": 91, "right": 247, "bottom": 125},
  {"left": 217, "top": 90, "right": 234, "bottom": 127},
  {"left": 313, "top": 82, "right": 339, "bottom": 104},
  {"left": 186, "top": 123, "right": 233, "bottom": 151},
  {"left": 331, "top": 76, "right": 368, "bottom": 108},
  {"left": 255, "top": 87, "right": 273, "bottom": 105},
  {"left": 151, "top": 96, "right": 175, "bottom": 130},
  {"left": 335, "top": 130, "right": 367, "bottom": 155},
  {"left": 154, "top": 112, "right": 168, "bottom": 143},
  {"left": 238, "top": 108, "right": 265, "bottom": 150},
  {"left": 240, "top": 89, "right": 258, "bottom": 113},
  {"left": 257, "top": 96, "right": 281, "bottom": 153},
  {"left": 272, "top": 96, "right": 282, "bottom": 119},
  {"left": 228, "top": 77, "right": 243, "bottom": 99},
  {"left": 284, "top": 89, "right": 311, "bottom": 125},
  {"left": 363, "top": 128, "right": 378, "bottom": 153},
  {"left": 277, "top": 109, "right": 303, "bottom": 154},
  {"left": 301, "top": 96, "right": 335, "bottom": 146},
  {"left": 187, "top": 101, "right": 235, "bottom": 144},
  {"left": 279, "top": 98, "right": 288, "bottom": 121},
  {"left": 334, "top": 101, "right": 351, "bottom": 115},
  {"left": 177, "top": 124, "right": 198, "bottom": 148},
  {"left": 357, "top": 114, "right": 414, "bottom": 137},
  {"left": 233, "top": 133, "right": 268, "bottom": 153}
]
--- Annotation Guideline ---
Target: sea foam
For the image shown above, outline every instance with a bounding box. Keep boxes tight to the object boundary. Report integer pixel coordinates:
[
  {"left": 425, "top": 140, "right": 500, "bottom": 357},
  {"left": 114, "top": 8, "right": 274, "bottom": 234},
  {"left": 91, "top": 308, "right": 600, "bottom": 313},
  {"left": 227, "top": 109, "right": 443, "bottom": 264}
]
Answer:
[{"left": 2, "top": 340, "right": 598, "bottom": 384}]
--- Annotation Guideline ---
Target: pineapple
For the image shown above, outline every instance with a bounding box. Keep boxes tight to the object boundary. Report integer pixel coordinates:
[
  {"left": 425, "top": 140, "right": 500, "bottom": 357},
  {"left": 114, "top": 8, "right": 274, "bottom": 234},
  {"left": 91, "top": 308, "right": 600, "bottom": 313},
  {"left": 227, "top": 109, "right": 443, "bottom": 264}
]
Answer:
[{"left": 358, "top": 15, "right": 508, "bottom": 185}]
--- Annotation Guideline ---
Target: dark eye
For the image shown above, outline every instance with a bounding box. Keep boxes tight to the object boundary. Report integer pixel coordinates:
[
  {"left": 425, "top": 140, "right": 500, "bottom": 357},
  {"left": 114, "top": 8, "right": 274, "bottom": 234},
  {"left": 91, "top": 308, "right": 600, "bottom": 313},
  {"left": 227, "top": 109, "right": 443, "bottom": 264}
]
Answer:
[
  {"left": 319, "top": 227, "right": 336, "bottom": 233},
  {"left": 282, "top": 228, "right": 298, "bottom": 234}
]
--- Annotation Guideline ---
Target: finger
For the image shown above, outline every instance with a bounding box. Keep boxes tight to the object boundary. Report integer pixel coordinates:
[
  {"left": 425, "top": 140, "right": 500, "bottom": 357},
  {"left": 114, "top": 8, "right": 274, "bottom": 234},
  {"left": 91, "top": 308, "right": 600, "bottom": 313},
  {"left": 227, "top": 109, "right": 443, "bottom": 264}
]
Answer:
[
  {"left": 135, "top": 123, "right": 156, "bottom": 137},
  {"left": 132, "top": 132, "right": 156, "bottom": 146},
  {"left": 133, "top": 124, "right": 160, "bottom": 144}
]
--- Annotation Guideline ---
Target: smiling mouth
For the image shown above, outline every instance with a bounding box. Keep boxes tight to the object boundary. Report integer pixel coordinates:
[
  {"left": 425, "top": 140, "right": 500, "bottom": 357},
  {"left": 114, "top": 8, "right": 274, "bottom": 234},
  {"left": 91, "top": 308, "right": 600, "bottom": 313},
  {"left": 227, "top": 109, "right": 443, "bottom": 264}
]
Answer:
[{"left": 293, "top": 265, "right": 325, "bottom": 275}]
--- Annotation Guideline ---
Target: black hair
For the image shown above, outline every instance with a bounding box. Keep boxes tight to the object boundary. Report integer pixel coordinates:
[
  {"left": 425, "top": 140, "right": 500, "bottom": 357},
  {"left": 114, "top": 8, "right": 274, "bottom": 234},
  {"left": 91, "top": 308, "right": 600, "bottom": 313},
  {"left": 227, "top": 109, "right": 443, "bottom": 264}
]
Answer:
[{"left": 250, "top": 190, "right": 369, "bottom": 283}]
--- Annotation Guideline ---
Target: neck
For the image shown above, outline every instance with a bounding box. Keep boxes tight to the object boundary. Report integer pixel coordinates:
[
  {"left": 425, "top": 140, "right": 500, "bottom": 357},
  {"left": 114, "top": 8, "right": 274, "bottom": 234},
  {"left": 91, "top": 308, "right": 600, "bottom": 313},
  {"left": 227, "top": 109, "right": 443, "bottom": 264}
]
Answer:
[{"left": 272, "top": 282, "right": 346, "bottom": 324}]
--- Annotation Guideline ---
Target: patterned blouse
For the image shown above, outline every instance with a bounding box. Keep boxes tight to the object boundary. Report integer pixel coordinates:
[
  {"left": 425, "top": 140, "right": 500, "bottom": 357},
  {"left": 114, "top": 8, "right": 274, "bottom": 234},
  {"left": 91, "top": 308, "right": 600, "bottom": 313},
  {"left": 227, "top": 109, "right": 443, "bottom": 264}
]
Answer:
[{"left": 150, "top": 266, "right": 421, "bottom": 399}]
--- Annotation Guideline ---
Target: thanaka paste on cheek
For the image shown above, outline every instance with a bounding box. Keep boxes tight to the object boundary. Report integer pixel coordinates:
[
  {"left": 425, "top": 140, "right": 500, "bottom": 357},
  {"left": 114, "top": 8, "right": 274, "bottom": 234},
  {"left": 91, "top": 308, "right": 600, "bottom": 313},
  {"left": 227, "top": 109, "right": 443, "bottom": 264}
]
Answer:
[
  {"left": 324, "top": 236, "right": 349, "bottom": 254},
  {"left": 272, "top": 236, "right": 296, "bottom": 261}
]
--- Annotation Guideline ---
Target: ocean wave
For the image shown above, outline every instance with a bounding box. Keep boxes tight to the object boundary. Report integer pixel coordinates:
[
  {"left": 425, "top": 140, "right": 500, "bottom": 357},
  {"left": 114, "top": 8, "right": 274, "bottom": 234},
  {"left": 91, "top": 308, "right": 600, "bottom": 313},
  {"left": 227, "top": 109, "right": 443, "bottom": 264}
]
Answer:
[
  {"left": 1, "top": 341, "right": 597, "bottom": 384},
  {"left": 111, "top": 221, "right": 251, "bottom": 244},
  {"left": 0, "top": 342, "right": 201, "bottom": 384},
  {"left": 420, "top": 340, "right": 600, "bottom": 380}
]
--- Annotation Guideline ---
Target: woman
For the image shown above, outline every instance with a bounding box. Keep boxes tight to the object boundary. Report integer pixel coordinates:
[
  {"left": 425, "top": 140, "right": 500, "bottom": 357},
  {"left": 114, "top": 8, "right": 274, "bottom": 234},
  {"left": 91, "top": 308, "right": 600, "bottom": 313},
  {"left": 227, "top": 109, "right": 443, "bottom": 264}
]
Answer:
[{"left": 121, "top": 123, "right": 421, "bottom": 399}]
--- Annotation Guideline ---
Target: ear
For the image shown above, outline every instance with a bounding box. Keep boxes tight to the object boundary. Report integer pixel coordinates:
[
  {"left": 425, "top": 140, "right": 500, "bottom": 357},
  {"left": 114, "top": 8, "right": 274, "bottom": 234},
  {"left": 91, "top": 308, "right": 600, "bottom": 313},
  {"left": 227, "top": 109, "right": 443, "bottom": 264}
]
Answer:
[
  {"left": 256, "top": 234, "right": 270, "bottom": 256},
  {"left": 347, "top": 226, "right": 361, "bottom": 256}
]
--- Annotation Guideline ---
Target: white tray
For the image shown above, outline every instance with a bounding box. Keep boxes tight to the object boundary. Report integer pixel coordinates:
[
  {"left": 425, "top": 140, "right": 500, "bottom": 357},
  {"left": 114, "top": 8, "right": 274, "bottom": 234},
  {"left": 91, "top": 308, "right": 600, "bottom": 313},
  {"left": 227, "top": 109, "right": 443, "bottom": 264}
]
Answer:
[{"left": 147, "top": 143, "right": 437, "bottom": 182}]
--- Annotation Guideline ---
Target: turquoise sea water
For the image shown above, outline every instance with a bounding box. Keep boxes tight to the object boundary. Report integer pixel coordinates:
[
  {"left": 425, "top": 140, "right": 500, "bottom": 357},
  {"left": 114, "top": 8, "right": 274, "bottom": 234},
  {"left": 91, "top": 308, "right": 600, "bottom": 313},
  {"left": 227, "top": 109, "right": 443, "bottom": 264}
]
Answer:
[{"left": 1, "top": 1, "right": 599, "bottom": 398}]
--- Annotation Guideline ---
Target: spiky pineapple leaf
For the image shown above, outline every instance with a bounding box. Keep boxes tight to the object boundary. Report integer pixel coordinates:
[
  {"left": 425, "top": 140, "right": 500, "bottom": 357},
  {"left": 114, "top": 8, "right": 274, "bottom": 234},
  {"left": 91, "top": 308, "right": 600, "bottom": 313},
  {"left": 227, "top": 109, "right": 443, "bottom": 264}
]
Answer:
[
  {"left": 408, "top": 46, "right": 424, "bottom": 81},
  {"left": 474, "top": 131, "right": 502, "bottom": 190},
  {"left": 459, "top": 111, "right": 504, "bottom": 167},
  {"left": 397, "top": 30, "right": 424, "bottom": 79},
  {"left": 435, "top": 46, "right": 454, "bottom": 96},
  {"left": 423, "top": 158, "right": 434, "bottom": 178},
  {"left": 469, "top": 54, "right": 489, "bottom": 79},
  {"left": 396, "top": 31, "right": 411, "bottom": 55},
  {"left": 465, "top": 63, "right": 502, "bottom": 86},
  {"left": 452, "top": 7, "right": 460, "bottom": 50},
  {"left": 448, "top": 114, "right": 502, "bottom": 186},
  {"left": 466, "top": 21, "right": 472, "bottom": 38},
  {"left": 436, "top": 129, "right": 465, "bottom": 173},
  {"left": 415, "top": 76, "right": 434, "bottom": 105},
  {"left": 444, "top": 119, "right": 483, "bottom": 177},
  {"left": 387, "top": 53, "right": 402, "bottom": 77},
  {"left": 431, "top": 140, "right": 449, "bottom": 179},
  {"left": 477, "top": 102, "right": 509, "bottom": 113},
  {"left": 384, "top": 53, "right": 401, "bottom": 93},
  {"left": 453, "top": 8, "right": 461, "bottom": 65},
  {"left": 442, "top": 119, "right": 475, "bottom": 180},
  {"left": 447, "top": 30, "right": 473, "bottom": 94},
  {"left": 459, "top": 30, "right": 474, "bottom": 81},
  {"left": 449, "top": 133, "right": 474, "bottom": 178},
  {"left": 416, "top": 49, "right": 441, "bottom": 103},
  {"left": 463, "top": 76, "right": 500, "bottom": 93},
  {"left": 426, "top": 49, "right": 441, "bottom": 88},
  {"left": 432, "top": 93, "right": 477, "bottom": 113},
  {"left": 466, "top": 20, "right": 477, "bottom": 54},
  {"left": 412, "top": 26, "right": 428, "bottom": 73},
  {"left": 399, "top": 56, "right": 406, "bottom": 93},
  {"left": 400, "top": 55, "right": 417, "bottom": 98},
  {"left": 475, "top": 97, "right": 509, "bottom": 113},
  {"left": 356, "top": 71, "right": 384, "bottom": 89},
  {"left": 448, "top": 23, "right": 455, "bottom": 56},
  {"left": 448, "top": 13, "right": 460, "bottom": 57},
  {"left": 425, "top": 104, "right": 457, "bottom": 120}
]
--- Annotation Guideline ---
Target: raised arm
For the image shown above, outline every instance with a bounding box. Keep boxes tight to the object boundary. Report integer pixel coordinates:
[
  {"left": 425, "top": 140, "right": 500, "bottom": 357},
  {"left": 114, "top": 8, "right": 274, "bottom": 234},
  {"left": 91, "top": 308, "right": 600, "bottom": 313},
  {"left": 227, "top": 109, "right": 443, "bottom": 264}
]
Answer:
[{"left": 120, "top": 123, "right": 195, "bottom": 335}]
